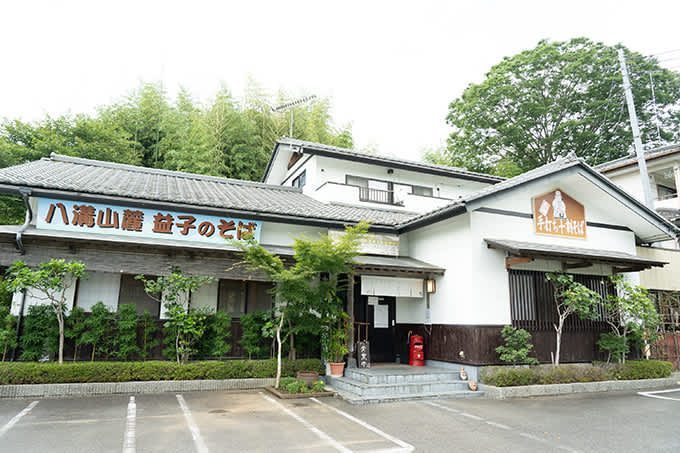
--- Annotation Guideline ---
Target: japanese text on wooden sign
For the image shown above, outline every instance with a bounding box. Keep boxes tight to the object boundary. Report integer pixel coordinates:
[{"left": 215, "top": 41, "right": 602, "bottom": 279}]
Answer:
[
  {"left": 36, "top": 198, "right": 261, "bottom": 244},
  {"left": 532, "top": 189, "right": 586, "bottom": 239}
]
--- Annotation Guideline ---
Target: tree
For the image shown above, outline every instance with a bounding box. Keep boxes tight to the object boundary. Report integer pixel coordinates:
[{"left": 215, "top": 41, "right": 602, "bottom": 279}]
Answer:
[
  {"left": 438, "top": 38, "right": 680, "bottom": 176},
  {"left": 195, "top": 310, "right": 232, "bottom": 359},
  {"left": 239, "top": 310, "right": 275, "bottom": 359},
  {"left": 139, "top": 311, "right": 159, "bottom": 361},
  {"left": 65, "top": 306, "right": 87, "bottom": 361},
  {"left": 599, "top": 275, "right": 660, "bottom": 364},
  {"left": 82, "top": 302, "right": 116, "bottom": 361},
  {"left": 495, "top": 325, "right": 539, "bottom": 365},
  {"left": 136, "top": 269, "right": 214, "bottom": 364},
  {"left": 546, "top": 272, "right": 601, "bottom": 365},
  {"left": 0, "top": 305, "right": 17, "bottom": 361},
  {"left": 6, "top": 260, "right": 86, "bottom": 364},
  {"left": 113, "top": 304, "right": 140, "bottom": 360},
  {"left": 19, "top": 305, "right": 59, "bottom": 361},
  {"left": 233, "top": 221, "right": 368, "bottom": 388}
]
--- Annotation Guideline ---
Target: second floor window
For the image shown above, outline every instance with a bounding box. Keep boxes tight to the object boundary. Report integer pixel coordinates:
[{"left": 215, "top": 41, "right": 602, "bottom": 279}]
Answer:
[
  {"left": 292, "top": 171, "right": 306, "bottom": 188},
  {"left": 346, "top": 175, "right": 433, "bottom": 204}
]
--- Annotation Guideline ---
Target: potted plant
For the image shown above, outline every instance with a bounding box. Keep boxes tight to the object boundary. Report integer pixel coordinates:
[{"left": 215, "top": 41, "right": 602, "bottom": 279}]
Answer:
[{"left": 327, "top": 326, "right": 349, "bottom": 376}]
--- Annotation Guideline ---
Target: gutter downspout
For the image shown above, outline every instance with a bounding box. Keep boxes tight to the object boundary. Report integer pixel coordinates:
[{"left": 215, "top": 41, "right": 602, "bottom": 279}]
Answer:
[{"left": 15, "top": 188, "right": 33, "bottom": 255}]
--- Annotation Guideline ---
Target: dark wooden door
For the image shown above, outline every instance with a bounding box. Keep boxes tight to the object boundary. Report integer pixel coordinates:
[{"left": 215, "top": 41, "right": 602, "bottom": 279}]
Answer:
[{"left": 366, "top": 296, "right": 396, "bottom": 362}]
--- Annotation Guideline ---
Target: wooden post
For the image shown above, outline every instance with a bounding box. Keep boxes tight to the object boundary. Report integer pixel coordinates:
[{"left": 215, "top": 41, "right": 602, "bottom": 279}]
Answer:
[{"left": 347, "top": 273, "right": 355, "bottom": 355}]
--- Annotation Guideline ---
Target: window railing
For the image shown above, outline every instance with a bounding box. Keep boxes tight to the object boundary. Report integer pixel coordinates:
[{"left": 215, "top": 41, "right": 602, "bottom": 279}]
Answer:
[{"left": 358, "top": 187, "right": 394, "bottom": 204}]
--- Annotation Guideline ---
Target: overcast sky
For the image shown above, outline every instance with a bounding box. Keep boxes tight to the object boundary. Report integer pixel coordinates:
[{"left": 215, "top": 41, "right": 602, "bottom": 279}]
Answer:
[{"left": 2, "top": 1, "right": 680, "bottom": 162}]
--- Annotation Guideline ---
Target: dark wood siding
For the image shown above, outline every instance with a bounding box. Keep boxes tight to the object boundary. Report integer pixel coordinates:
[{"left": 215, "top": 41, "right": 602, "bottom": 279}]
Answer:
[{"left": 509, "top": 270, "right": 610, "bottom": 331}]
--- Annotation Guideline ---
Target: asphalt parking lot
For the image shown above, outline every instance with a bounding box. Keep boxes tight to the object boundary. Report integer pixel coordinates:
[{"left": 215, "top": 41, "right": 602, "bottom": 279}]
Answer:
[{"left": 1, "top": 387, "right": 679, "bottom": 452}]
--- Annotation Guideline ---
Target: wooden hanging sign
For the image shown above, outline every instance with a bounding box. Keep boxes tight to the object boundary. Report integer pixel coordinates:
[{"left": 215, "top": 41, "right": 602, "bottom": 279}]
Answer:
[{"left": 532, "top": 189, "right": 586, "bottom": 239}]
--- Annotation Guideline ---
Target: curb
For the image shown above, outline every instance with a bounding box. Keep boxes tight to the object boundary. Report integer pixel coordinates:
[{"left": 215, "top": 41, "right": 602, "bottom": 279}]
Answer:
[
  {"left": 479, "top": 374, "right": 680, "bottom": 400},
  {"left": 0, "top": 378, "right": 276, "bottom": 399}
]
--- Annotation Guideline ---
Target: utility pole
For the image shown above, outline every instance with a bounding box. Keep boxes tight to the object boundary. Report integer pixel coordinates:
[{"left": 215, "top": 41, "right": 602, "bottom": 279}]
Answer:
[
  {"left": 272, "top": 95, "right": 317, "bottom": 139},
  {"left": 618, "top": 49, "right": 655, "bottom": 209}
]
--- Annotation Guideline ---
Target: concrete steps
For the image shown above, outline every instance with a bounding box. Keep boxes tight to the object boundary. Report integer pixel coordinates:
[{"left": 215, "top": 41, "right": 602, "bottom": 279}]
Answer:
[{"left": 326, "top": 365, "right": 484, "bottom": 404}]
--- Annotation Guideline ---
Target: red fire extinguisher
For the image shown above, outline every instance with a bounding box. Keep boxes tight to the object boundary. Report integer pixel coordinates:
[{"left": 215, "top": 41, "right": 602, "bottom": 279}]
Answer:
[{"left": 409, "top": 334, "right": 425, "bottom": 366}]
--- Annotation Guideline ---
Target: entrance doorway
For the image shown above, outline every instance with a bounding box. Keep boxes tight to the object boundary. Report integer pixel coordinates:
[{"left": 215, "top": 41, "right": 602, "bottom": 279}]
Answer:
[{"left": 355, "top": 294, "right": 396, "bottom": 363}]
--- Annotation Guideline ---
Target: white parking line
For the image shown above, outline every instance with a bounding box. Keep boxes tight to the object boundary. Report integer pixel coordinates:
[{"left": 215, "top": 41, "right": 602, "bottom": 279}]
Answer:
[
  {"left": 421, "top": 400, "right": 580, "bottom": 453},
  {"left": 638, "top": 388, "right": 680, "bottom": 401},
  {"left": 176, "top": 394, "right": 209, "bottom": 453},
  {"left": 260, "top": 392, "right": 351, "bottom": 453},
  {"left": 122, "top": 396, "right": 136, "bottom": 453},
  {"left": 0, "top": 401, "right": 39, "bottom": 438},
  {"left": 310, "top": 397, "right": 414, "bottom": 453}
]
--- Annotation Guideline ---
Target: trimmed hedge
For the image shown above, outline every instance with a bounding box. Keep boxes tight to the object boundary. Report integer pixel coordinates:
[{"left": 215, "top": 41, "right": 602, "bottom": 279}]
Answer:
[
  {"left": 480, "top": 360, "right": 673, "bottom": 387},
  {"left": 0, "top": 359, "right": 324, "bottom": 385}
]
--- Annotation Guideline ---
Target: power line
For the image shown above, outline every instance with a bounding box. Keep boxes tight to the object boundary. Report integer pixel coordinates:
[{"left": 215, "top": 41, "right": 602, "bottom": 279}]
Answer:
[{"left": 649, "top": 48, "right": 680, "bottom": 57}]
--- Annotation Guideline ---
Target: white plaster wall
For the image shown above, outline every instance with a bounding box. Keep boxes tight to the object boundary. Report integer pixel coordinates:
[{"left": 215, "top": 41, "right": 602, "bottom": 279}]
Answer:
[
  {"left": 606, "top": 170, "right": 645, "bottom": 202},
  {"left": 406, "top": 215, "right": 488, "bottom": 325},
  {"left": 191, "top": 280, "right": 219, "bottom": 312},
  {"left": 396, "top": 296, "right": 425, "bottom": 324},
  {"left": 11, "top": 277, "right": 77, "bottom": 316},
  {"left": 637, "top": 246, "right": 680, "bottom": 291},
  {"left": 259, "top": 222, "right": 327, "bottom": 247},
  {"left": 314, "top": 156, "right": 491, "bottom": 200},
  {"left": 76, "top": 271, "right": 120, "bottom": 311}
]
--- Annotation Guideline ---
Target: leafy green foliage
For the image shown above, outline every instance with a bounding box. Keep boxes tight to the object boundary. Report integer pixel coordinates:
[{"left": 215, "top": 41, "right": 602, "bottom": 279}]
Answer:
[
  {"left": 233, "top": 222, "right": 368, "bottom": 387},
  {"left": 196, "top": 310, "right": 232, "bottom": 359},
  {"left": 81, "top": 302, "right": 115, "bottom": 361},
  {"left": 113, "top": 304, "right": 140, "bottom": 360},
  {"left": 240, "top": 310, "right": 274, "bottom": 359},
  {"left": 0, "top": 358, "right": 324, "bottom": 385},
  {"left": 137, "top": 269, "right": 214, "bottom": 364},
  {"left": 65, "top": 307, "right": 87, "bottom": 361},
  {"left": 6, "top": 260, "right": 86, "bottom": 364},
  {"left": 20, "top": 305, "right": 58, "bottom": 361},
  {"left": 480, "top": 360, "right": 672, "bottom": 387},
  {"left": 162, "top": 304, "right": 209, "bottom": 364},
  {"left": 0, "top": 305, "right": 17, "bottom": 361},
  {"left": 139, "top": 311, "right": 159, "bottom": 361},
  {"left": 546, "top": 272, "right": 602, "bottom": 365},
  {"left": 438, "top": 38, "right": 680, "bottom": 176},
  {"left": 600, "top": 274, "right": 660, "bottom": 364},
  {"left": 495, "top": 325, "right": 539, "bottom": 365},
  {"left": 597, "top": 332, "right": 629, "bottom": 363}
]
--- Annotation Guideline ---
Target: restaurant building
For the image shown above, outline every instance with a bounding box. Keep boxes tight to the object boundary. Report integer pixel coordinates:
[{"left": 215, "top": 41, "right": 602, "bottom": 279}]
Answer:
[{"left": 0, "top": 138, "right": 677, "bottom": 368}]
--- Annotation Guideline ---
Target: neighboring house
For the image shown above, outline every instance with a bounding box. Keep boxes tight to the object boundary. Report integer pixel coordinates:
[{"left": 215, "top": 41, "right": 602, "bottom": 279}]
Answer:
[
  {"left": 0, "top": 139, "right": 677, "bottom": 369},
  {"left": 598, "top": 144, "right": 680, "bottom": 367}
]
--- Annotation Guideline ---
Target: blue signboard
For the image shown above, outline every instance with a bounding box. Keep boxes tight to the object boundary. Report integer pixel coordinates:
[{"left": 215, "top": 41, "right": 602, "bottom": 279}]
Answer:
[{"left": 36, "top": 198, "right": 261, "bottom": 245}]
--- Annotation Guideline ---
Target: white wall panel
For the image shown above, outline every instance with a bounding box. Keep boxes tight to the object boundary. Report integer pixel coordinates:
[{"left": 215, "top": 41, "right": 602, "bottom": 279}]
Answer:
[
  {"left": 77, "top": 271, "right": 120, "bottom": 311},
  {"left": 191, "top": 280, "right": 219, "bottom": 313}
]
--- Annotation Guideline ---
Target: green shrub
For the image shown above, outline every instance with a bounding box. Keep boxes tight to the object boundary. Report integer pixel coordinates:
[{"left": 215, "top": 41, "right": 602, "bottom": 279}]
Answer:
[
  {"left": 311, "top": 380, "right": 325, "bottom": 392},
  {"left": 82, "top": 302, "right": 115, "bottom": 361},
  {"left": 196, "top": 311, "right": 231, "bottom": 359},
  {"left": 495, "top": 325, "right": 539, "bottom": 365},
  {"left": 480, "top": 360, "right": 673, "bottom": 387},
  {"left": 613, "top": 360, "right": 673, "bottom": 380},
  {"left": 113, "top": 304, "right": 140, "bottom": 360},
  {"left": 285, "top": 379, "right": 308, "bottom": 394},
  {"left": 20, "top": 305, "right": 58, "bottom": 361},
  {"left": 240, "top": 311, "right": 272, "bottom": 359},
  {"left": 0, "top": 358, "right": 324, "bottom": 385},
  {"left": 139, "top": 311, "right": 159, "bottom": 361}
]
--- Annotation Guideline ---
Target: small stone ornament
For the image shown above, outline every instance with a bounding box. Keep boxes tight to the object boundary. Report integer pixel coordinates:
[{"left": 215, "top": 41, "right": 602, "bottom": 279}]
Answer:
[
  {"left": 459, "top": 367, "right": 468, "bottom": 380},
  {"left": 468, "top": 381, "right": 478, "bottom": 391}
]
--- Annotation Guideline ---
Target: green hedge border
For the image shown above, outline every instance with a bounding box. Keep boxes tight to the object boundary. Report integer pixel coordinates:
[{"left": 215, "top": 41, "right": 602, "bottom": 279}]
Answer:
[
  {"left": 480, "top": 360, "right": 673, "bottom": 387},
  {"left": 0, "top": 359, "right": 323, "bottom": 385}
]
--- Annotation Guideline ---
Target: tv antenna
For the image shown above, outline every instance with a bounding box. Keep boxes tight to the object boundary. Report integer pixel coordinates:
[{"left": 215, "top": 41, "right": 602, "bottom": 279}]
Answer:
[{"left": 272, "top": 95, "right": 317, "bottom": 138}]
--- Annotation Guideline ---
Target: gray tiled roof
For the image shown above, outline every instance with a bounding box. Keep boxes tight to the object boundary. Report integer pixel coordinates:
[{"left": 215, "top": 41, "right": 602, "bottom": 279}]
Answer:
[
  {"left": 596, "top": 143, "right": 680, "bottom": 173},
  {"left": 401, "top": 154, "right": 583, "bottom": 229},
  {"left": 0, "top": 154, "right": 414, "bottom": 227},
  {"left": 485, "top": 238, "right": 667, "bottom": 269},
  {"left": 275, "top": 138, "right": 505, "bottom": 183}
]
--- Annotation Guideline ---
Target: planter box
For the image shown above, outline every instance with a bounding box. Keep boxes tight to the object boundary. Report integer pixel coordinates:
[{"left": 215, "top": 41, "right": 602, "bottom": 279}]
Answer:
[{"left": 265, "top": 386, "right": 334, "bottom": 399}]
